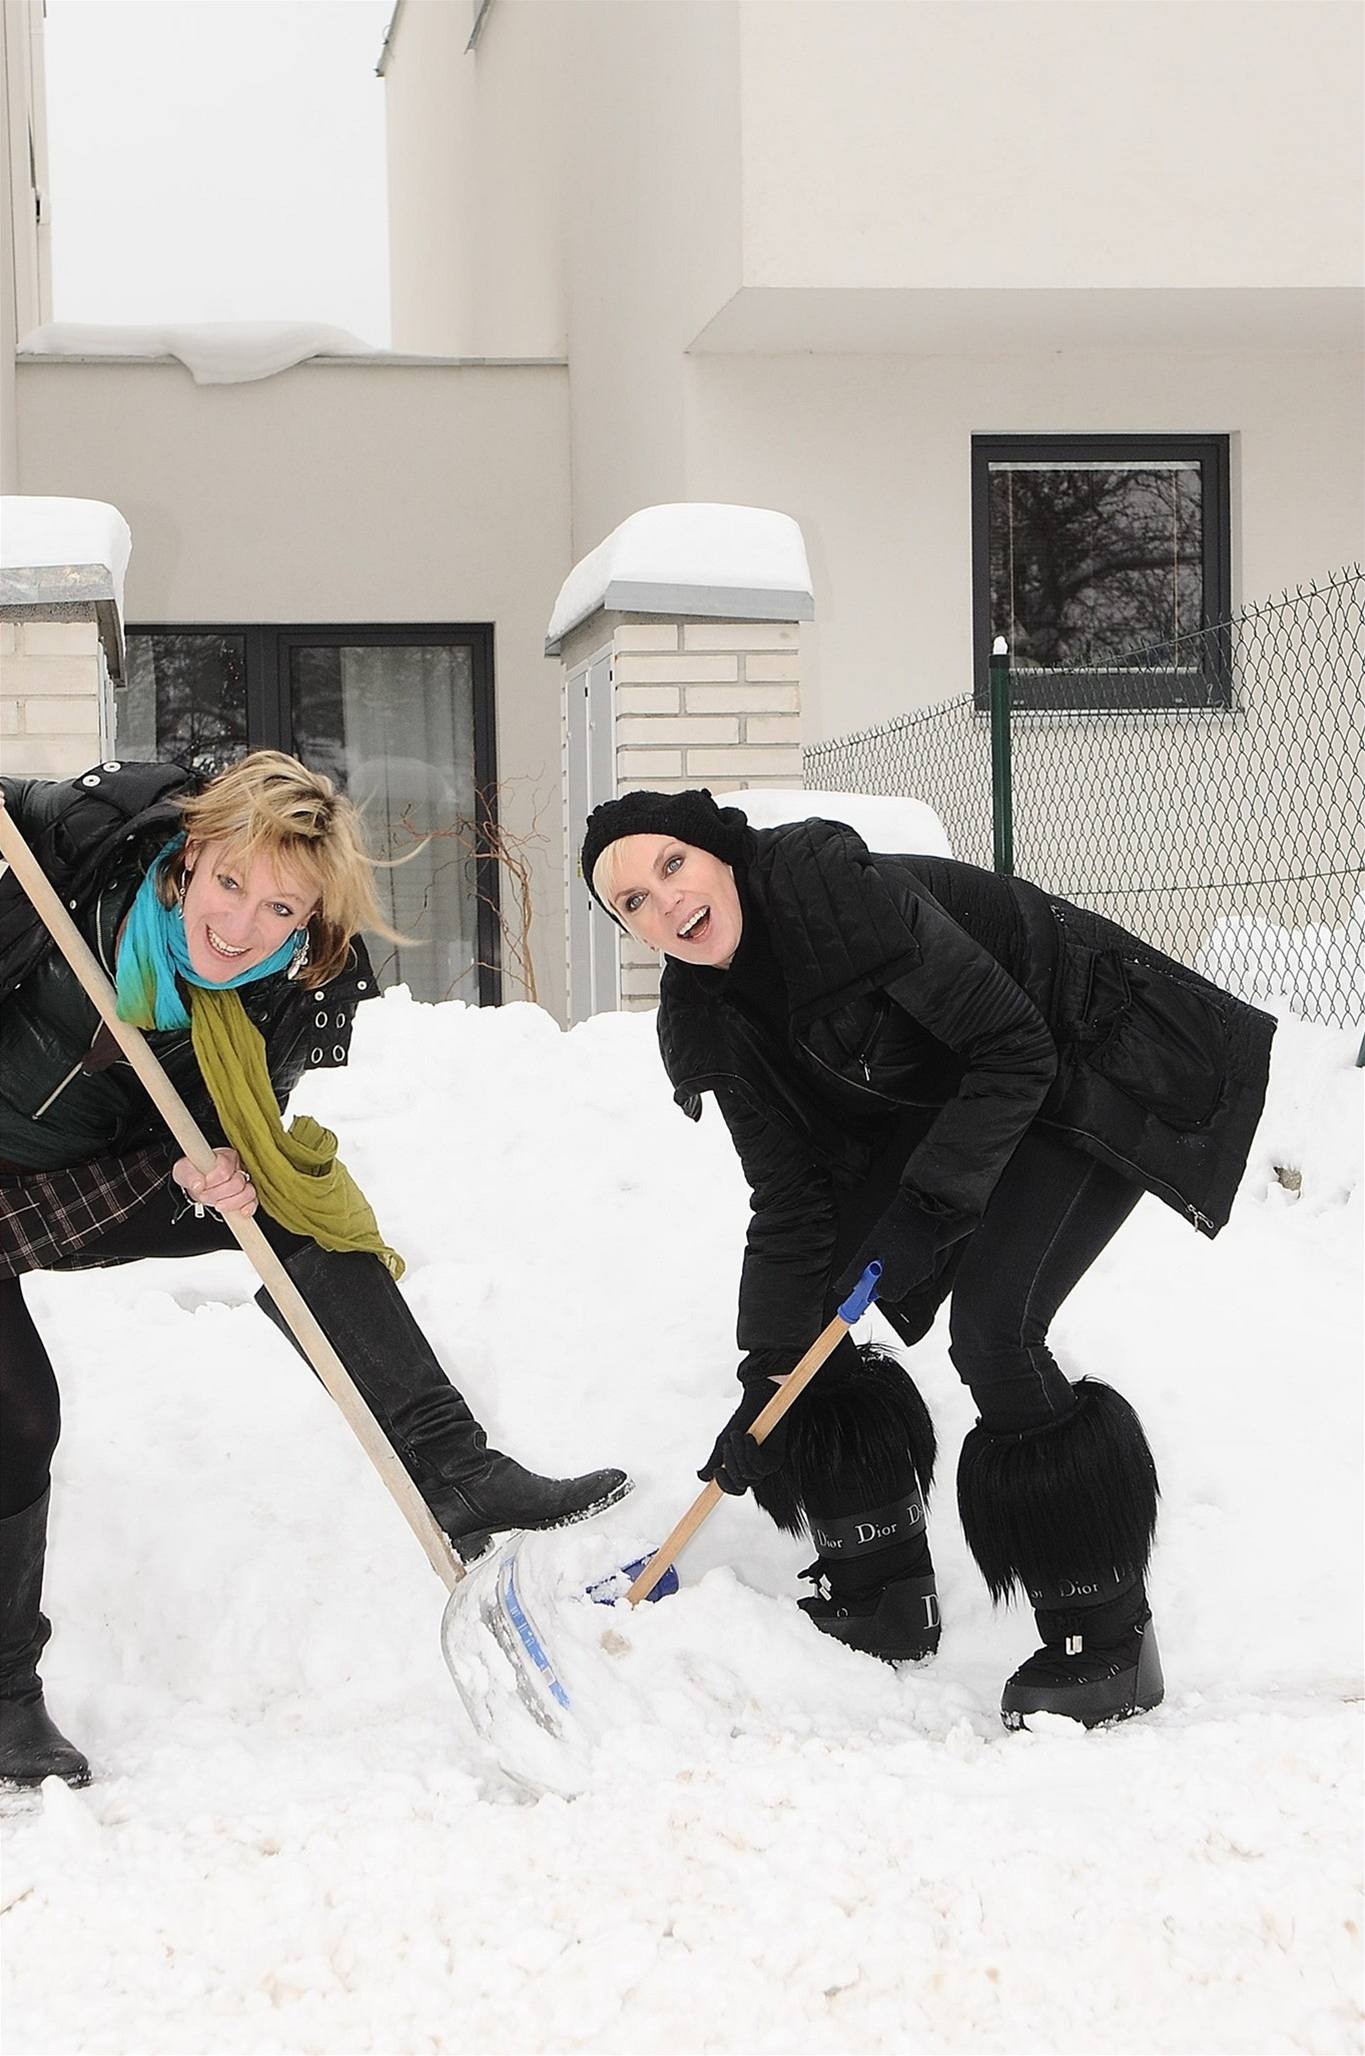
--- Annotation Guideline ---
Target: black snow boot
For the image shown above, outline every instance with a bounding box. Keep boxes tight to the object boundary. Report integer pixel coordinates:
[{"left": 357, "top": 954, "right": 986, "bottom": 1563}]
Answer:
[
  {"left": 256, "top": 1247, "right": 631, "bottom": 1558},
  {"left": 755, "top": 1341, "right": 941, "bottom": 1664},
  {"left": 797, "top": 1498, "right": 941, "bottom": 1663},
  {"left": 957, "top": 1377, "right": 1163, "bottom": 1730},
  {"left": 1000, "top": 1573, "right": 1163, "bottom": 1730},
  {"left": 0, "top": 1488, "right": 90, "bottom": 1789}
]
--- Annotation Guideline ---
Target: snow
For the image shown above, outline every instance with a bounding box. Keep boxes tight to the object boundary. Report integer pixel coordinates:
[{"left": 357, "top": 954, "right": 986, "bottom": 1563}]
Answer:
[
  {"left": 0, "top": 496, "right": 132, "bottom": 616},
  {"left": 736, "top": 787, "right": 952, "bottom": 858},
  {"left": 2, "top": 994, "right": 1360, "bottom": 2052},
  {"left": 18, "top": 322, "right": 379, "bottom": 387},
  {"left": 546, "top": 504, "right": 814, "bottom": 651},
  {"left": 1201, "top": 893, "right": 1365, "bottom": 1026}
]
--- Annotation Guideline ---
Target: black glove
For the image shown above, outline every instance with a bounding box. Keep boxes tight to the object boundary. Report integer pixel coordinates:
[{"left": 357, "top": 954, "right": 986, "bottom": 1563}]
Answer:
[
  {"left": 832, "top": 1190, "right": 950, "bottom": 1306},
  {"left": 698, "top": 1361, "right": 791, "bottom": 1496}
]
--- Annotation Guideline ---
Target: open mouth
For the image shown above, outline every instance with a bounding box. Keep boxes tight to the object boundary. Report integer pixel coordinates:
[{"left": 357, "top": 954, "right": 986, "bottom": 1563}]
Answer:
[
  {"left": 677, "top": 906, "right": 711, "bottom": 944},
  {"left": 205, "top": 926, "right": 251, "bottom": 961}
]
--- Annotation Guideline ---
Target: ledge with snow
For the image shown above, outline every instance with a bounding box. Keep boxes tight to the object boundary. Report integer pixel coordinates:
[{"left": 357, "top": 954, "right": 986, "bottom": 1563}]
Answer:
[
  {"left": 1, "top": 495, "right": 132, "bottom": 775},
  {"left": 545, "top": 504, "right": 814, "bottom": 656},
  {"left": 18, "top": 321, "right": 382, "bottom": 387}
]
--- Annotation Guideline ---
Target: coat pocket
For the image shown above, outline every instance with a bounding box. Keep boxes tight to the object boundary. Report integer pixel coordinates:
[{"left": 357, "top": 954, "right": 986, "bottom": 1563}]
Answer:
[{"left": 1082, "top": 952, "right": 1228, "bottom": 1130}]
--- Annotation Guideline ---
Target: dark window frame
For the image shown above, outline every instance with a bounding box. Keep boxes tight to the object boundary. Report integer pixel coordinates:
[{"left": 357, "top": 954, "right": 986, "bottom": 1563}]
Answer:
[
  {"left": 970, "top": 433, "right": 1232, "bottom": 713},
  {"left": 123, "top": 620, "right": 501, "bottom": 1004}
]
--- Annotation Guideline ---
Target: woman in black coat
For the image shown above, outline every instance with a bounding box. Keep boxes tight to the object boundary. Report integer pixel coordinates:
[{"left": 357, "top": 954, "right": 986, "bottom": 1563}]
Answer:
[
  {"left": 581, "top": 788, "right": 1275, "bottom": 1730},
  {"left": 0, "top": 753, "right": 628, "bottom": 1790}
]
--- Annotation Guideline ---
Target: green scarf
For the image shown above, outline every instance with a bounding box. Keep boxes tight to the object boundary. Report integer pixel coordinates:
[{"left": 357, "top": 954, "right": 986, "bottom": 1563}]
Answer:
[{"left": 189, "top": 986, "right": 404, "bottom": 1281}]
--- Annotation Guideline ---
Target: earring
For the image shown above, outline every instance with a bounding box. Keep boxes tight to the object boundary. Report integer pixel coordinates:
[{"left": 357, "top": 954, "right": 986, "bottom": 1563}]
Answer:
[{"left": 287, "top": 930, "right": 312, "bottom": 980}]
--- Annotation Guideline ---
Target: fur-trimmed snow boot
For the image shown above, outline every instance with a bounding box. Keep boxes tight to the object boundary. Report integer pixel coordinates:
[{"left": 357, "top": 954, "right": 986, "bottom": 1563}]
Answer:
[
  {"left": 256, "top": 1247, "right": 631, "bottom": 1558},
  {"left": 754, "top": 1341, "right": 941, "bottom": 1664},
  {"left": 0, "top": 1488, "right": 90, "bottom": 1789},
  {"left": 957, "top": 1377, "right": 1163, "bottom": 1729}
]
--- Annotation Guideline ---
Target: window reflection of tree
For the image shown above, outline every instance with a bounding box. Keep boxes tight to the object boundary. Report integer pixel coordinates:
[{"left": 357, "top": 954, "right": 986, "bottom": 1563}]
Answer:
[
  {"left": 148, "top": 634, "right": 248, "bottom": 779},
  {"left": 990, "top": 466, "right": 1204, "bottom": 670}
]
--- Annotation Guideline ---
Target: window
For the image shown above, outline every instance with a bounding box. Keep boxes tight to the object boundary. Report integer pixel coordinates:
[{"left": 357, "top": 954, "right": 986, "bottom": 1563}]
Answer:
[
  {"left": 119, "top": 624, "right": 500, "bottom": 1005},
  {"left": 971, "top": 435, "right": 1231, "bottom": 711}
]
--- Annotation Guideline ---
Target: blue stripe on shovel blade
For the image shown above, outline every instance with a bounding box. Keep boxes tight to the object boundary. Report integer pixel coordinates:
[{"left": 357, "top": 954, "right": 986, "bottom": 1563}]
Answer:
[{"left": 498, "top": 1554, "right": 572, "bottom": 1710}]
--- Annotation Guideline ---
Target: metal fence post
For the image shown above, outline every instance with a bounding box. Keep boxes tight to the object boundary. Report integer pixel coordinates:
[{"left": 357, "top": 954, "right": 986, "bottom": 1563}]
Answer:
[{"left": 989, "top": 635, "right": 1014, "bottom": 875}]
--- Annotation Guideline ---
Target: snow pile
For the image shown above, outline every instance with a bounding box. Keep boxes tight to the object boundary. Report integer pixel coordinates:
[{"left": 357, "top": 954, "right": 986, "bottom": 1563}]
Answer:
[
  {"left": 736, "top": 785, "right": 953, "bottom": 857},
  {"left": 1201, "top": 892, "right": 1365, "bottom": 1026},
  {"left": 1, "top": 996, "right": 1360, "bottom": 2052},
  {"left": 0, "top": 496, "right": 132, "bottom": 614},
  {"left": 546, "top": 504, "right": 813, "bottom": 651},
  {"left": 1241, "top": 1012, "right": 1364, "bottom": 1209},
  {"left": 18, "top": 322, "right": 379, "bottom": 386}
]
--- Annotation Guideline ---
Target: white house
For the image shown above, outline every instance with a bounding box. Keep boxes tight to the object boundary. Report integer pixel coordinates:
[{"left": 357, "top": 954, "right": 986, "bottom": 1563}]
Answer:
[{"left": 3, "top": 0, "right": 1361, "bottom": 1021}]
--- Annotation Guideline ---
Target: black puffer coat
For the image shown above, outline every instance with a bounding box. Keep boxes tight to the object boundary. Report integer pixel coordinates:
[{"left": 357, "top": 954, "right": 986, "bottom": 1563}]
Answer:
[
  {"left": 657, "top": 819, "right": 1275, "bottom": 1361},
  {"left": 0, "top": 761, "right": 378, "bottom": 1171}
]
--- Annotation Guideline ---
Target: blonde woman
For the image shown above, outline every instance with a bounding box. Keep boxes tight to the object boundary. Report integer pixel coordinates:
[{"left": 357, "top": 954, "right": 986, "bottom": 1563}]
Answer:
[{"left": 0, "top": 754, "right": 629, "bottom": 1788}]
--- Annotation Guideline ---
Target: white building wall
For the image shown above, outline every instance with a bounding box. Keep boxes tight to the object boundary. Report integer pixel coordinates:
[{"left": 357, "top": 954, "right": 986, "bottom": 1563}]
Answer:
[
  {"left": 686, "top": 342, "right": 1365, "bottom": 739},
  {"left": 1, "top": 0, "right": 51, "bottom": 492},
  {"left": 385, "top": 0, "right": 570, "bottom": 359},
  {"left": 383, "top": 0, "right": 745, "bottom": 553},
  {"left": 561, "top": 0, "right": 743, "bottom": 555},
  {"left": 736, "top": 0, "right": 1363, "bottom": 292},
  {"left": 381, "top": 0, "right": 1363, "bottom": 737},
  {"left": 14, "top": 357, "right": 575, "bottom": 1019}
]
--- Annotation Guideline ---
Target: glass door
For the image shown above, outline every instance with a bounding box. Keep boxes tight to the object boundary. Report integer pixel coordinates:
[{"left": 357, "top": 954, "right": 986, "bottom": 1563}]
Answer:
[
  {"left": 119, "top": 624, "right": 498, "bottom": 1004},
  {"left": 286, "top": 639, "right": 495, "bottom": 1005}
]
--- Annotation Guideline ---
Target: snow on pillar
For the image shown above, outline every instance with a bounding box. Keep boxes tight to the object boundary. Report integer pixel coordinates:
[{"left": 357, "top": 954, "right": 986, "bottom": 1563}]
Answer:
[
  {"left": 0, "top": 497, "right": 132, "bottom": 777},
  {"left": 547, "top": 504, "right": 814, "bottom": 1019}
]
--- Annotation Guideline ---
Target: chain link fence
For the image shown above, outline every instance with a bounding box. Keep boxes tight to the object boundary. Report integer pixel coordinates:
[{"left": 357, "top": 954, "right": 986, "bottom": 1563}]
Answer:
[{"left": 806, "top": 567, "right": 1364, "bottom": 1027}]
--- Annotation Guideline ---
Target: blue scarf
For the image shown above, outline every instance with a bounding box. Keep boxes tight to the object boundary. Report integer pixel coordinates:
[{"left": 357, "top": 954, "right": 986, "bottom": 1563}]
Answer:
[{"left": 115, "top": 836, "right": 305, "bottom": 1031}]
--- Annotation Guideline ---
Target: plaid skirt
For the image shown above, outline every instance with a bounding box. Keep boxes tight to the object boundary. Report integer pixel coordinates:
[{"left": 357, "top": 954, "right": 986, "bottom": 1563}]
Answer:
[{"left": 0, "top": 1147, "right": 177, "bottom": 1278}]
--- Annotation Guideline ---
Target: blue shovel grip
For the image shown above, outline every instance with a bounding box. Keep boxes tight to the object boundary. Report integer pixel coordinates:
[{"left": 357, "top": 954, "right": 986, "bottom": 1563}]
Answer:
[{"left": 836, "top": 1259, "right": 882, "bottom": 1326}]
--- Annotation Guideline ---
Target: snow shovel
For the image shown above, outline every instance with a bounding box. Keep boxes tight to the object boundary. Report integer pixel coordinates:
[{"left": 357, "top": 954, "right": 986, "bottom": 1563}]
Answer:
[
  {"left": 0, "top": 799, "right": 470, "bottom": 1606},
  {"left": 440, "top": 1260, "right": 884, "bottom": 1756}
]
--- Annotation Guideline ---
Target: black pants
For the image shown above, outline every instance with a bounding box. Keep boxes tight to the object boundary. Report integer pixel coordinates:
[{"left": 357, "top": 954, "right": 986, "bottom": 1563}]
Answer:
[
  {"left": 0, "top": 1191, "right": 307, "bottom": 1517},
  {"left": 868, "top": 1127, "right": 1142, "bottom": 1435}
]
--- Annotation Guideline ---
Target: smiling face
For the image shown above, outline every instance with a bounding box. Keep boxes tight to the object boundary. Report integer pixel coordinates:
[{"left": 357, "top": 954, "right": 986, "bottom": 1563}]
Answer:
[
  {"left": 598, "top": 833, "right": 743, "bottom": 968},
  {"left": 180, "top": 839, "right": 318, "bottom": 983}
]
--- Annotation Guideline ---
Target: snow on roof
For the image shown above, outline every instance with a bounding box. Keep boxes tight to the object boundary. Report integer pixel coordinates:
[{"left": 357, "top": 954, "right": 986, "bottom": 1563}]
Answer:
[
  {"left": 18, "top": 321, "right": 379, "bottom": 387},
  {"left": 733, "top": 787, "right": 953, "bottom": 858},
  {"left": 546, "top": 504, "right": 814, "bottom": 654},
  {"left": 0, "top": 496, "right": 132, "bottom": 619}
]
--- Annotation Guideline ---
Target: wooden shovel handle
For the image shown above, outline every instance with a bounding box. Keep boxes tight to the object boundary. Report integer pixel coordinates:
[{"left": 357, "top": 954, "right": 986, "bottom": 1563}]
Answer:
[
  {"left": 625, "top": 1307, "right": 856, "bottom": 1605},
  {"left": 0, "top": 798, "right": 466, "bottom": 1594}
]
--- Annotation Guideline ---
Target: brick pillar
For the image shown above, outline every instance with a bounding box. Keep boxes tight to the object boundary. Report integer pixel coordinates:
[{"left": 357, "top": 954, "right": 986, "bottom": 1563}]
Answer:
[
  {"left": 0, "top": 614, "right": 112, "bottom": 775},
  {"left": 549, "top": 502, "right": 813, "bottom": 1021},
  {"left": 557, "top": 610, "right": 806, "bottom": 1014},
  {"left": 613, "top": 618, "right": 802, "bottom": 1007}
]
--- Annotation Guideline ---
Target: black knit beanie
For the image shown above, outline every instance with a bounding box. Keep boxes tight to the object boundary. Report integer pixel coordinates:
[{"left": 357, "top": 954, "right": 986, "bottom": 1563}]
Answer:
[{"left": 580, "top": 788, "right": 751, "bottom": 918}]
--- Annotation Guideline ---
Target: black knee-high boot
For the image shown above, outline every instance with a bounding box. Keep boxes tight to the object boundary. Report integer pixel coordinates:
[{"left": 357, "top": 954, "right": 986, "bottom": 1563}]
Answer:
[
  {"left": 755, "top": 1342, "right": 941, "bottom": 1663},
  {"left": 957, "top": 1378, "right": 1163, "bottom": 1728},
  {"left": 256, "top": 1247, "right": 631, "bottom": 1557},
  {"left": 0, "top": 1488, "right": 90, "bottom": 1789}
]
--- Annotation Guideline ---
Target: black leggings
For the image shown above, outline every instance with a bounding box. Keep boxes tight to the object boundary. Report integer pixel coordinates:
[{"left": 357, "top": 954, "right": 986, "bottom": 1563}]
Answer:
[
  {"left": 0, "top": 1193, "right": 306, "bottom": 1518},
  {"left": 874, "top": 1127, "right": 1143, "bottom": 1434}
]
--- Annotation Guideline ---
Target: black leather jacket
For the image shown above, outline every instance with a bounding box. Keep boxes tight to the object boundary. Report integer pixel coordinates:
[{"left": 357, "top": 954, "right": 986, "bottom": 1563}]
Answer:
[
  {"left": 0, "top": 761, "right": 379, "bottom": 1171},
  {"left": 657, "top": 819, "right": 1276, "bottom": 1361}
]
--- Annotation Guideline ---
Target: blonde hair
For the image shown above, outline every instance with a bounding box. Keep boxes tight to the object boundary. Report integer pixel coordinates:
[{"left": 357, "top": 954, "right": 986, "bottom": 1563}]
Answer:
[
  {"left": 161, "top": 751, "right": 395, "bottom": 984},
  {"left": 589, "top": 841, "right": 634, "bottom": 930}
]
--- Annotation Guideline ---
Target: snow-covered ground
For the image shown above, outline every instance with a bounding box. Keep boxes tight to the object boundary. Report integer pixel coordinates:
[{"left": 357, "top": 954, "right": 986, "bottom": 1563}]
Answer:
[{"left": 3, "top": 996, "right": 1361, "bottom": 2054}]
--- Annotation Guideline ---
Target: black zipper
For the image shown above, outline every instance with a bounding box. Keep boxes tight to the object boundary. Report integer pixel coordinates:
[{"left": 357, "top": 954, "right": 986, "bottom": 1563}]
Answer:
[
  {"left": 1044, "top": 1117, "right": 1210, "bottom": 1230},
  {"left": 853, "top": 1004, "right": 888, "bottom": 1082},
  {"left": 797, "top": 1036, "right": 903, "bottom": 1105},
  {"left": 33, "top": 893, "right": 116, "bottom": 1119},
  {"left": 31, "top": 1036, "right": 98, "bottom": 1120}
]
